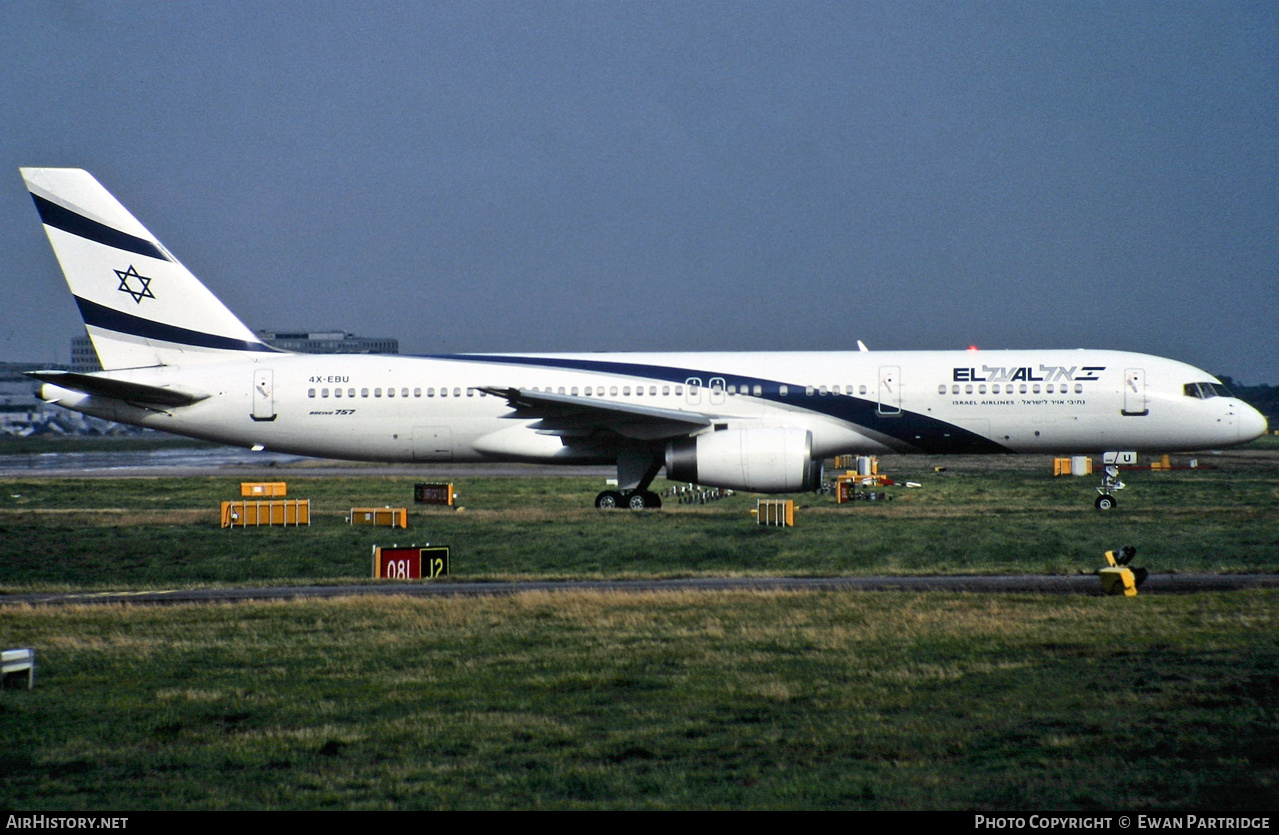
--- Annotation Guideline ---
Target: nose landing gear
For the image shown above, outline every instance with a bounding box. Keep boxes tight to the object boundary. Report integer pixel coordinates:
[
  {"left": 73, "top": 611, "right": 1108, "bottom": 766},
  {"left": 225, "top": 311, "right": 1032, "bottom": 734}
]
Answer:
[
  {"left": 1095, "top": 466, "right": 1124, "bottom": 510},
  {"left": 1094, "top": 451, "right": 1136, "bottom": 510}
]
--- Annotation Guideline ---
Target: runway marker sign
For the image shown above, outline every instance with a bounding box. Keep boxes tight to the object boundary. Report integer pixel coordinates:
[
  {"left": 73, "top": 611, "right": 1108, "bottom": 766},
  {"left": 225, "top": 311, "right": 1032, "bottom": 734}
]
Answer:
[{"left": 373, "top": 545, "right": 450, "bottom": 580}]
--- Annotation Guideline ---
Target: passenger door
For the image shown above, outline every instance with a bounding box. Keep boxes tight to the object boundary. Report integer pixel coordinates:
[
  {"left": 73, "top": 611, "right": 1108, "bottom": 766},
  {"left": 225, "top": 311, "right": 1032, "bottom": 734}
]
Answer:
[
  {"left": 877, "top": 366, "right": 901, "bottom": 415},
  {"left": 252, "top": 369, "right": 276, "bottom": 422},
  {"left": 1122, "top": 368, "right": 1148, "bottom": 416}
]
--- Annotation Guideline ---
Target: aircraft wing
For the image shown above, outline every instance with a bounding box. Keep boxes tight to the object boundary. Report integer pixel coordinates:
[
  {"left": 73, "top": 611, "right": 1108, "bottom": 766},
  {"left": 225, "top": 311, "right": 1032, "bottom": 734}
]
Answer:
[
  {"left": 27, "top": 370, "right": 209, "bottom": 408},
  {"left": 478, "top": 386, "right": 712, "bottom": 441}
]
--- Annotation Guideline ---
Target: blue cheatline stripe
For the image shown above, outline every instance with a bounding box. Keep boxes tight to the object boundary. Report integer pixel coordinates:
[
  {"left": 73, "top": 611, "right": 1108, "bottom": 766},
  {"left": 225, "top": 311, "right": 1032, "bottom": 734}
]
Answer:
[
  {"left": 75, "top": 296, "right": 277, "bottom": 353},
  {"left": 425, "top": 352, "right": 1010, "bottom": 454},
  {"left": 30, "top": 193, "right": 170, "bottom": 262}
]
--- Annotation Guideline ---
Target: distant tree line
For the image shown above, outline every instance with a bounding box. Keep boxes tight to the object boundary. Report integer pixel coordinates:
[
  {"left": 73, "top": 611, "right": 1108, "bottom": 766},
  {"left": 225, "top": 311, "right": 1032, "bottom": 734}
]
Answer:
[{"left": 1219, "top": 377, "right": 1279, "bottom": 426}]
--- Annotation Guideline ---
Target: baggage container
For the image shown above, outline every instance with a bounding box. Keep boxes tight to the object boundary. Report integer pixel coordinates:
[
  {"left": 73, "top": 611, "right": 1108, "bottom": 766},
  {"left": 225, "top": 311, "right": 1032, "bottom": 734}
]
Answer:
[
  {"left": 351, "top": 507, "right": 408, "bottom": 528},
  {"left": 221, "top": 499, "right": 310, "bottom": 528},
  {"left": 241, "top": 481, "right": 287, "bottom": 497}
]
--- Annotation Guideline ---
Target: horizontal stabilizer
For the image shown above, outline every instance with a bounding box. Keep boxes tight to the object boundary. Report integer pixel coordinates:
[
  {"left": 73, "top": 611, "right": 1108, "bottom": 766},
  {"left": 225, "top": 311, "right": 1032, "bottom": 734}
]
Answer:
[{"left": 27, "top": 370, "right": 208, "bottom": 407}]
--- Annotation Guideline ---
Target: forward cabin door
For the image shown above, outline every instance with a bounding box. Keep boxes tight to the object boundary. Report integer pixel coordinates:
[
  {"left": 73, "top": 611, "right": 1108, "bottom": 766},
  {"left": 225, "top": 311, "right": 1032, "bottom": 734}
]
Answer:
[
  {"left": 1122, "top": 368, "right": 1148, "bottom": 416},
  {"left": 252, "top": 369, "right": 276, "bottom": 422}
]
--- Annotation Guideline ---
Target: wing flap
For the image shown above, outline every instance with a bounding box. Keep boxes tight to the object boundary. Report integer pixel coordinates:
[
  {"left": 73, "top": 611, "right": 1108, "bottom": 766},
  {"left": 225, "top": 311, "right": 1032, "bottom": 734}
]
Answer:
[{"left": 479, "top": 386, "right": 711, "bottom": 441}]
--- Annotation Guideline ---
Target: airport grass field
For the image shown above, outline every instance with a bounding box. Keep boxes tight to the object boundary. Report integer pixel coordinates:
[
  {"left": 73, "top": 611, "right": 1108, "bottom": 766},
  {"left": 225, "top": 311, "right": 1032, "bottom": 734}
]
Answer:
[
  {"left": 0, "top": 441, "right": 1277, "bottom": 588},
  {"left": 1, "top": 440, "right": 1277, "bottom": 809}
]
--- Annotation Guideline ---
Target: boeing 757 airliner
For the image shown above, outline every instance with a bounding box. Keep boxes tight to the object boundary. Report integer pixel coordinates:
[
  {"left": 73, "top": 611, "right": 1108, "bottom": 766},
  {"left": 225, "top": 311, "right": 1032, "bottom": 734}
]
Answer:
[{"left": 20, "top": 168, "right": 1268, "bottom": 509}]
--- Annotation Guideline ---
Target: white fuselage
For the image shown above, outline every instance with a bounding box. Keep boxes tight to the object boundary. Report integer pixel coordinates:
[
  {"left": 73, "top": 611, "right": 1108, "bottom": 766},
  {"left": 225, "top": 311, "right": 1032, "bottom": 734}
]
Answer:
[{"left": 42, "top": 348, "right": 1268, "bottom": 465}]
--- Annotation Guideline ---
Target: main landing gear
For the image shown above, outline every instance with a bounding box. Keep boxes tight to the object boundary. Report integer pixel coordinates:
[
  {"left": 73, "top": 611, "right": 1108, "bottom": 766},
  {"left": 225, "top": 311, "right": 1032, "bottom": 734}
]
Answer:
[
  {"left": 596, "top": 449, "right": 664, "bottom": 510},
  {"left": 595, "top": 490, "right": 663, "bottom": 510}
]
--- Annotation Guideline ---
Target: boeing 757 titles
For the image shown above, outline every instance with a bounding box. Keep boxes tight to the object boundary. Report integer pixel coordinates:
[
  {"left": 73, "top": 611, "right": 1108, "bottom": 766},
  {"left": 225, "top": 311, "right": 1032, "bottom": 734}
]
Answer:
[{"left": 20, "top": 168, "right": 1269, "bottom": 509}]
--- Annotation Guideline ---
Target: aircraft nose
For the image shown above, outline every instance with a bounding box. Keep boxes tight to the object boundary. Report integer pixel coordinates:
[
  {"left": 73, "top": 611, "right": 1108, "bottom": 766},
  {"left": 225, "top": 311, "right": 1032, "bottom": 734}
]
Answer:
[{"left": 1240, "top": 402, "right": 1269, "bottom": 443}]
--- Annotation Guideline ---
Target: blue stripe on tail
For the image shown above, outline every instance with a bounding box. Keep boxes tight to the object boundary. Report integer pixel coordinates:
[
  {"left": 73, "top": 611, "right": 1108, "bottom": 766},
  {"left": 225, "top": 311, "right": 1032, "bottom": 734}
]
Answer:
[
  {"left": 74, "top": 296, "right": 276, "bottom": 353},
  {"left": 30, "top": 193, "right": 170, "bottom": 262}
]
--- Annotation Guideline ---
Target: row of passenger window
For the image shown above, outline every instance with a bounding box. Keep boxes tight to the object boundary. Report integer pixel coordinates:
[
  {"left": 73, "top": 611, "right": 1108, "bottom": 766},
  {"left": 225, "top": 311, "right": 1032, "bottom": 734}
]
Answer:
[
  {"left": 791, "top": 385, "right": 869, "bottom": 397},
  {"left": 306, "top": 382, "right": 878, "bottom": 400},
  {"left": 941, "top": 382, "right": 1085, "bottom": 395},
  {"left": 570, "top": 384, "right": 673, "bottom": 397},
  {"left": 523, "top": 384, "right": 864, "bottom": 397},
  {"left": 308, "top": 387, "right": 478, "bottom": 399},
  {"left": 561, "top": 383, "right": 872, "bottom": 397}
]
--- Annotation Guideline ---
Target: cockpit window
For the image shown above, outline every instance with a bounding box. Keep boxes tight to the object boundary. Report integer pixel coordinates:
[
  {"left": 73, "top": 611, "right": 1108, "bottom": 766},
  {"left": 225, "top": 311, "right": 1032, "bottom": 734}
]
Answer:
[{"left": 1184, "top": 382, "right": 1234, "bottom": 399}]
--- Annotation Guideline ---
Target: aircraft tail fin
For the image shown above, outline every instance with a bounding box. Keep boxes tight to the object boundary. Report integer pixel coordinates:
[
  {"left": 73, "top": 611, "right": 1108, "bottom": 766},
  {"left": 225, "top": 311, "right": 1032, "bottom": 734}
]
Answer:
[{"left": 21, "top": 168, "right": 274, "bottom": 370}]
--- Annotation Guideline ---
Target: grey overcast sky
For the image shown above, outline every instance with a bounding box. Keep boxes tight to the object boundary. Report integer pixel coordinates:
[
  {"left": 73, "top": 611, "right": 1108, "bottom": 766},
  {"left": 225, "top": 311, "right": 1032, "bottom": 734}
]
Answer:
[{"left": 2, "top": 1, "right": 1276, "bottom": 382}]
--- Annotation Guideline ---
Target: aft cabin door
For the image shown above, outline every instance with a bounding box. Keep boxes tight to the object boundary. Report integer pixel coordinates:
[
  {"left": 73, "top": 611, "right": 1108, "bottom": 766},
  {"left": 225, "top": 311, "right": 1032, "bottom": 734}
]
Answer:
[
  {"left": 1123, "top": 368, "right": 1148, "bottom": 416},
  {"left": 252, "top": 370, "right": 276, "bottom": 422}
]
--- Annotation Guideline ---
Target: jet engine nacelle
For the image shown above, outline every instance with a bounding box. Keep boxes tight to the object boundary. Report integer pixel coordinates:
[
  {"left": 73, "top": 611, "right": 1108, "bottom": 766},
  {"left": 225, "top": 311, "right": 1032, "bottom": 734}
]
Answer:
[{"left": 665, "top": 427, "right": 822, "bottom": 492}]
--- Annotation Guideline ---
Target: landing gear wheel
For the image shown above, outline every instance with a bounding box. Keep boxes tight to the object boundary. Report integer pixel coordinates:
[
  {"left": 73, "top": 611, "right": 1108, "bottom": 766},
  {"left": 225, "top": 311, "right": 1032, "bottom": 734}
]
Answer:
[
  {"left": 1095, "top": 494, "right": 1117, "bottom": 511},
  {"left": 627, "top": 491, "right": 663, "bottom": 510},
  {"left": 595, "top": 490, "right": 623, "bottom": 509}
]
